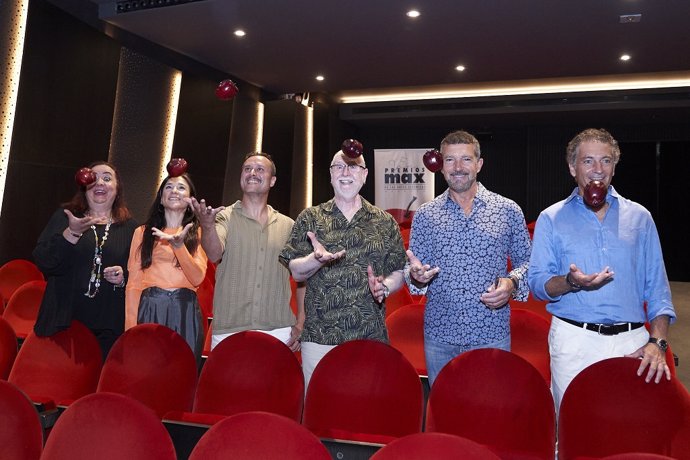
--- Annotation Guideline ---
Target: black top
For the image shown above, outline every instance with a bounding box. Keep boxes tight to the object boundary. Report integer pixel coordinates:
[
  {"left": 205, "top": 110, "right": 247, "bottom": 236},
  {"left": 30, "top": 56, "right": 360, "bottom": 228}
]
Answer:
[{"left": 33, "top": 208, "right": 137, "bottom": 337}]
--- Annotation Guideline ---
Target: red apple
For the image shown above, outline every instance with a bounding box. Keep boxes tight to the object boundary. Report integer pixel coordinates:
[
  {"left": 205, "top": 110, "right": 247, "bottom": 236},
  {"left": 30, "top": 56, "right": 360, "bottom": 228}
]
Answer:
[
  {"left": 584, "top": 180, "right": 607, "bottom": 210},
  {"left": 423, "top": 149, "right": 443, "bottom": 173},
  {"left": 215, "top": 79, "right": 239, "bottom": 100},
  {"left": 341, "top": 139, "right": 363, "bottom": 158},
  {"left": 167, "top": 158, "right": 188, "bottom": 177},
  {"left": 75, "top": 167, "right": 96, "bottom": 187}
]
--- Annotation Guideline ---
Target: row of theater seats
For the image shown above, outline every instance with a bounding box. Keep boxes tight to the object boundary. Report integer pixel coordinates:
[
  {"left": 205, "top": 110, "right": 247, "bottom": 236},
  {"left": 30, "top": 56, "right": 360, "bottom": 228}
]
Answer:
[
  {"left": 0, "top": 382, "right": 534, "bottom": 460},
  {"left": 3, "top": 319, "right": 689, "bottom": 460}
]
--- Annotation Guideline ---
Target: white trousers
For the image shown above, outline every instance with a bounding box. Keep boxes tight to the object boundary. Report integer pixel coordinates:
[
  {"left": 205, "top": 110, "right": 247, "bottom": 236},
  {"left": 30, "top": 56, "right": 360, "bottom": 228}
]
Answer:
[
  {"left": 549, "top": 316, "right": 649, "bottom": 411},
  {"left": 212, "top": 326, "right": 293, "bottom": 350},
  {"left": 300, "top": 342, "right": 336, "bottom": 392}
]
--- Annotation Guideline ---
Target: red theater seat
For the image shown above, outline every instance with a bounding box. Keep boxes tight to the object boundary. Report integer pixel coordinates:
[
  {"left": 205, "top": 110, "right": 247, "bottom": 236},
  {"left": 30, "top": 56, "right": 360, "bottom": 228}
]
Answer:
[
  {"left": 558, "top": 357, "right": 690, "bottom": 460},
  {"left": 2, "top": 280, "right": 47, "bottom": 339},
  {"left": 205, "top": 260, "right": 216, "bottom": 286},
  {"left": 0, "top": 259, "right": 44, "bottom": 308},
  {"left": 385, "top": 284, "right": 414, "bottom": 318},
  {"left": 386, "top": 302, "right": 426, "bottom": 376},
  {"left": 8, "top": 320, "right": 102, "bottom": 408},
  {"left": 0, "top": 316, "right": 18, "bottom": 379},
  {"left": 521, "top": 292, "right": 552, "bottom": 321},
  {"left": 510, "top": 308, "right": 551, "bottom": 384},
  {"left": 602, "top": 454, "right": 677, "bottom": 460},
  {"left": 0, "top": 380, "right": 43, "bottom": 460},
  {"left": 41, "top": 392, "right": 176, "bottom": 460},
  {"left": 426, "top": 348, "right": 555, "bottom": 459},
  {"left": 97, "top": 324, "right": 197, "bottom": 418},
  {"left": 189, "top": 411, "right": 331, "bottom": 460},
  {"left": 169, "top": 330, "right": 304, "bottom": 424},
  {"left": 371, "top": 432, "right": 501, "bottom": 460},
  {"left": 303, "top": 339, "right": 423, "bottom": 445}
]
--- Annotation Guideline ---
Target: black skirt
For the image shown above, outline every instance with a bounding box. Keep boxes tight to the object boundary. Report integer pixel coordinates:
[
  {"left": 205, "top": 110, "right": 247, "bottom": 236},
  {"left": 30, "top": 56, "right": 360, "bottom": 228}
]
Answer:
[{"left": 138, "top": 286, "right": 204, "bottom": 364}]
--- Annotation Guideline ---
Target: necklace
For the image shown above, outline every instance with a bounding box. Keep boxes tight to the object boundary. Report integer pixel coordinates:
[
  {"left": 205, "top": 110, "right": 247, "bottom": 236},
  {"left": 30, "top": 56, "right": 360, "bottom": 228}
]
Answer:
[{"left": 84, "top": 220, "right": 112, "bottom": 298}]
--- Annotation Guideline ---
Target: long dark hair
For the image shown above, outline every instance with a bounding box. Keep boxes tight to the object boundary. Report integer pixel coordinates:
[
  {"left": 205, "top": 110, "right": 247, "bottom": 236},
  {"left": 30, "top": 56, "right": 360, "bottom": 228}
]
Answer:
[
  {"left": 139, "top": 173, "right": 200, "bottom": 269},
  {"left": 63, "top": 161, "right": 132, "bottom": 222}
]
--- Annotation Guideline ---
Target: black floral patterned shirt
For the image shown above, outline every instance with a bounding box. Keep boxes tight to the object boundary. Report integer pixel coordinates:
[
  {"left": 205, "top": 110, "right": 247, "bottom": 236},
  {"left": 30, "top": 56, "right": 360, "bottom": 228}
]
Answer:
[{"left": 280, "top": 198, "right": 406, "bottom": 345}]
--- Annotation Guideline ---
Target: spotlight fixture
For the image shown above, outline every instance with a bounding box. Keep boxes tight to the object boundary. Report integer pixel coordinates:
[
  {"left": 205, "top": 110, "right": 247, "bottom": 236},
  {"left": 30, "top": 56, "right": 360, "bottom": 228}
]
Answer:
[
  {"left": 620, "top": 54, "right": 631, "bottom": 61},
  {"left": 315, "top": 75, "right": 325, "bottom": 81},
  {"left": 406, "top": 10, "right": 420, "bottom": 18},
  {"left": 455, "top": 65, "right": 466, "bottom": 72},
  {"left": 234, "top": 29, "right": 246, "bottom": 37}
]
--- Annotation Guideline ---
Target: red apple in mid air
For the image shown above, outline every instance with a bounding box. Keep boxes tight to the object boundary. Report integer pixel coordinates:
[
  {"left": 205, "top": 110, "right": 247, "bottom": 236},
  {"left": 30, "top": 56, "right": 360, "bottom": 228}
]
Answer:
[
  {"left": 584, "top": 180, "right": 607, "bottom": 210},
  {"left": 75, "top": 167, "right": 96, "bottom": 187},
  {"left": 215, "top": 79, "right": 239, "bottom": 100},
  {"left": 341, "top": 139, "right": 363, "bottom": 158},
  {"left": 423, "top": 149, "right": 443, "bottom": 173},
  {"left": 166, "top": 158, "right": 188, "bottom": 177}
]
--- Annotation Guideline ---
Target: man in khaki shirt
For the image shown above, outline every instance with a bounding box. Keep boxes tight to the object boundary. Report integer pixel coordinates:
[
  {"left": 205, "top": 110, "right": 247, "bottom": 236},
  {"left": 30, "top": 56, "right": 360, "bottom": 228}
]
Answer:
[{"left": 189, "top": 152, "right": 303, "bottom": 351}]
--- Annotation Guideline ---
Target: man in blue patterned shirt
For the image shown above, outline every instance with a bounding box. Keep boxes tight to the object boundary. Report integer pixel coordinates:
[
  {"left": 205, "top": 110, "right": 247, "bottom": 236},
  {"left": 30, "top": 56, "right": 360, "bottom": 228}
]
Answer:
[{"left": 406, "top": 130, "right": 532, "bottom": 387}]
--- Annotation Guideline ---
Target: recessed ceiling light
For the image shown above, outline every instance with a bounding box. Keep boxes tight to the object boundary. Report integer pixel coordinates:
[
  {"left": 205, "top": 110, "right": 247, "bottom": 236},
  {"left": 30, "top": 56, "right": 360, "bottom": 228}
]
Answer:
[
  {"left": 406, "top": 10, "right": 420, "bottom": 18},
  {"left": 455, "top": 65, "right": 466, "bottom": 72},
  {"left": 316, "top": 75, "right": 325, "bottom": 81},
  {"left": 234, "top": 29, "right": 246, "bottom": 37},
  {"left": 620, "top": 54, "right": 631, "bottom": 61}
]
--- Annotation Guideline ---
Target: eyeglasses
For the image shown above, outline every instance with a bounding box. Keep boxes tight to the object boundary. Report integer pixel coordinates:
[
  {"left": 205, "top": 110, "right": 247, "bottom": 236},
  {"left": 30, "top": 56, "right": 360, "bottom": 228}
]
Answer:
[{"left": 329, "top": 163, "right": 366, "bottom": 173}]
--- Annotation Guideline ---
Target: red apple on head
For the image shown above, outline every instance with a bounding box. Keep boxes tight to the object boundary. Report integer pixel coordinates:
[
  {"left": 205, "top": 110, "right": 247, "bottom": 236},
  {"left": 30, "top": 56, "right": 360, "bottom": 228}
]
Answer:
[
  {"left": 167, "top": 158, "right": 188, "bottom": 177},
  {"left": 423, "top": 149, "right": 443, "bottom": 173},
  {"left": 341, "top": 139, "right": 364, "bottom": 158},
  {"left": 75, "top": 167, "right": 96, "bottom": 187},
  {"left": 584, "top": 180, "right": 607, "bottom": 210},
  {"left": 215, "top": 79, "right": 239, "bottom": 100}
]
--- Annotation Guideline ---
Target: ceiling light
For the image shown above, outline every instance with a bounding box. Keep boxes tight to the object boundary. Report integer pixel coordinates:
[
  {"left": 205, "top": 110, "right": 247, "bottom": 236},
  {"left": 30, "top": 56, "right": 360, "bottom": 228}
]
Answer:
[
  {"left": 619, "top": 14, "right": 641, "bottom": 23},
  {"left": 406, "top": 10, "right": 420, "bottom": 18},
  {"left": 455, "top": 65, "right": 466, "bottom": 72},
  {"left": 620, "top": 54, "right": 631, "bottom": 61},
  {"left": 315, "top": 75, "right": 325, "bottom": 81},
  {"left": 234, "top": 29, "right": 246, "bottom": 37},
  {"left": 337, "top": 71, "right": 690, "bottom": 103}
]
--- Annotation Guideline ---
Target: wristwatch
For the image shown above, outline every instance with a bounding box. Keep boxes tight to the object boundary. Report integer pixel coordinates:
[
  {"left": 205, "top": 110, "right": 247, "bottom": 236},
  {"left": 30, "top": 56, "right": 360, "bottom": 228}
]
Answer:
[
  {"left": 648, "top": 337, "right": 668, "bottom": 352},
  {"left": 565, "top": 272, "right": 582, "bottom": 291},
  {"left": 382, "top": 283, "right": 390, "bottom": 299}
]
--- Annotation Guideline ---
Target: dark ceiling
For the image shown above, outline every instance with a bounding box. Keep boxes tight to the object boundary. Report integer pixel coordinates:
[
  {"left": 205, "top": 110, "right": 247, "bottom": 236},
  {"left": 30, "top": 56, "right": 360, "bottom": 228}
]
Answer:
[{"left": 52, "top": 0, "right": 690, "bottom": 98}]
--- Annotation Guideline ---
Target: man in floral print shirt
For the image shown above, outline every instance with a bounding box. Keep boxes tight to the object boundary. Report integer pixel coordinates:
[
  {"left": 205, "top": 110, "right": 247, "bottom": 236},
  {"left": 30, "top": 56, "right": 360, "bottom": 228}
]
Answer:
[
  {"left": 280, "top": 149, "right": 406, "bottom": 389},
  {"left": 406, "top": 130, "right": 531, "bottom": 387}
]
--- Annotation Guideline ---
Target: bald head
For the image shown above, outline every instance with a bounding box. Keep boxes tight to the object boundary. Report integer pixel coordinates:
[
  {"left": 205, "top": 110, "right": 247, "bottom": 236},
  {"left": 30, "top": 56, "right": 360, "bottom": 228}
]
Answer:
[{"left": 331, "top": 150, "right": 366, "bottom": 168}]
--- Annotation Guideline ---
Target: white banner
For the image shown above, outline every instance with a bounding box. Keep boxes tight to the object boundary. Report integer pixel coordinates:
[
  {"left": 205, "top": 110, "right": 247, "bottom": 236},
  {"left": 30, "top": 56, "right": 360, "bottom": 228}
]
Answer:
[{"left": 374, "top": 148, "right": 436, "bottom": 228}]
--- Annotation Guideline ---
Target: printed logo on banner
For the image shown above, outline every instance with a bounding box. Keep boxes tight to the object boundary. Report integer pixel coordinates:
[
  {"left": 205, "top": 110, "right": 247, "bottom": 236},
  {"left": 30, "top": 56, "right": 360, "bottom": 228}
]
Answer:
[{"left": 374, "top": 149, "right": 436, "bottom": 228}]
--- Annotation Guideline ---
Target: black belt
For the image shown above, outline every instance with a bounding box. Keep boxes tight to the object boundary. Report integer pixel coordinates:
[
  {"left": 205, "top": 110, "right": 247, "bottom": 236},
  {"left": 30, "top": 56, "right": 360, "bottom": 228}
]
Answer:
[{"left": 556, "top": 316, "right": 645, "bottom": 336}]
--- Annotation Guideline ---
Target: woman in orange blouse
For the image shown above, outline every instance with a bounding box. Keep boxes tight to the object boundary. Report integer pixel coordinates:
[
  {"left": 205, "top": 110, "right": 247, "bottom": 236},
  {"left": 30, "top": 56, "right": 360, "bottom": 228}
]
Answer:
[{"left": 126, "top": 173, "right": 207, "bottom": 362}]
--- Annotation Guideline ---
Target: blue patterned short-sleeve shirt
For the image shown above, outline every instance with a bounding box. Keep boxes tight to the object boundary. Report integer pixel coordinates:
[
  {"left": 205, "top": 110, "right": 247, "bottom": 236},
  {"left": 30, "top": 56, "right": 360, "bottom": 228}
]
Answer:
[{"left": 409, "top": 183, "right": 531, "bottom": 346}]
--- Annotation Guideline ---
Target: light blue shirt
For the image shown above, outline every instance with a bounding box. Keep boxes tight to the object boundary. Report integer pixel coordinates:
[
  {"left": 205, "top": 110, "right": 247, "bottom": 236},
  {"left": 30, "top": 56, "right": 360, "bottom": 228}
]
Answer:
[
  {"left": 408, "top": 184, "right": 531, "bottom": 346},
  {"left": 528, "top": 186, "right": 675, "bottom": 324}
]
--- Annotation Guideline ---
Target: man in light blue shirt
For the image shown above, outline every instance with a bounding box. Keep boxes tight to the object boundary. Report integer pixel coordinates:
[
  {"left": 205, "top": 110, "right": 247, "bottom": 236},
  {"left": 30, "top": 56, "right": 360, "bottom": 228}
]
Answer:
[{"left": 528, "top": 128, "right": 675, "bottom": 410}]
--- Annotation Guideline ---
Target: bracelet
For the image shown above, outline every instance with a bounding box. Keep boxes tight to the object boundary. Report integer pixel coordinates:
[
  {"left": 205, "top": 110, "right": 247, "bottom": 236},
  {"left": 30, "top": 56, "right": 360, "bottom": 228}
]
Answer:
[
  {"left": 69, "top": 230, "right": 83, "bottom": 238},
  {"left": 565, "top": 272, "right": 582, "bottom": 291}
]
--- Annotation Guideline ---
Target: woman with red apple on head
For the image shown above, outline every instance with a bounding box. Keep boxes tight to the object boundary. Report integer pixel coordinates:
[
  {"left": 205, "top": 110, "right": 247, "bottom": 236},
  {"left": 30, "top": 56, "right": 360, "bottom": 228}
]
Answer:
[
  {"left": 33, "top": 161, "right": 138, "bottom": 359},
  {"left": 125, "top": 162, "right": 207, "bottom": 364}
]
